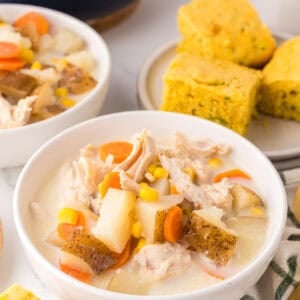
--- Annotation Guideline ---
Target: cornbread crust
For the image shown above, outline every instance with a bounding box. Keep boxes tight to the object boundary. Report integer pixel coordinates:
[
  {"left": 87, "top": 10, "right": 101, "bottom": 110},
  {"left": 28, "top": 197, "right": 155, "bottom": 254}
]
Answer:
[
  {"left": 258, "top": 36, "right": 300, "bottom": 121},
  {"left": 177, "top": 0, "right": 275, "bottom": 67},
  {"left": 160, "top": 53, "right": 262, "bottom": 135}
]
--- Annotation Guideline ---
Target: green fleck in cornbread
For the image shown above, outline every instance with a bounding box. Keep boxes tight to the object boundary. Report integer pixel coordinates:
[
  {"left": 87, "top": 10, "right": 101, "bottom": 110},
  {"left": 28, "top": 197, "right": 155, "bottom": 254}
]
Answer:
[
  {"left": 258, "top": 36, "right": 300, "bottom": 121},
  {"left": 177, "top": 0, "right": 276, "bottom": 67},
  {"left": 160, "top": 53, "right": 262, "bottom": 135}
]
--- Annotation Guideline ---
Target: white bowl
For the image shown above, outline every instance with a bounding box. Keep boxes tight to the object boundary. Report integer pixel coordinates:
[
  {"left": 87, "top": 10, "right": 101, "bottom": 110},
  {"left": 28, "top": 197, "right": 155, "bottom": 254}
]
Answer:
[
  {"left": 0, "top": 4, "right": 111, "bottom": 168},
  {"left": 14, "top": 111, "right": 286, "bottom": 300}
]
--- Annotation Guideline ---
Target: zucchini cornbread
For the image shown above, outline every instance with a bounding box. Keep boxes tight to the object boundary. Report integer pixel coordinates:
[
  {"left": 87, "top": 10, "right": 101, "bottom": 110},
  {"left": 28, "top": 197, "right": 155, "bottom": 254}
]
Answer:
[
  {"left": 160, "top": 53, "right": 262, "bottom": 135},
  {"left": 177, "top": 0, "right": 276, "bottom": 67},
  {"left": 258, "top": 36, "right": 300, "bottom": 121}
]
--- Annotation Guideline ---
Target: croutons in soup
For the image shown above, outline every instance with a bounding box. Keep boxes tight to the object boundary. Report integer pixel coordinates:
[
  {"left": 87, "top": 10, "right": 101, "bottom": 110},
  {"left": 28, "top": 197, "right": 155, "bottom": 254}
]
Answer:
[
  {"left": 0, "top": 12, "right": 97, "bottom": 129},
  {"left": 31, "top": 130, "right": 267, "bottom": 295}
]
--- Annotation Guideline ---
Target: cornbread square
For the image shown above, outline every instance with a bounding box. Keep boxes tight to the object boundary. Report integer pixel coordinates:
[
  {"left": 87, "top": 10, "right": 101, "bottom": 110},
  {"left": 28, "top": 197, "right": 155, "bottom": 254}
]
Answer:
[
  {"left": 160, "top": 53, "right": 262, "bottom": 135},
  {"left": 258, "top": 36, "right": 300, "bottom": 121},
  {"left": 177, "top": 0, "right": 275, "bottom": 67},
  {"left": 0, "top": 284, "right": 40, "bottom": 300}
]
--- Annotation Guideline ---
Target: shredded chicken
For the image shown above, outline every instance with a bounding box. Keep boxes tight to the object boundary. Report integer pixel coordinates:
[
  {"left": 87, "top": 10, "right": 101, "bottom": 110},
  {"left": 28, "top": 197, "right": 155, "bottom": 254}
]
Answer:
[
  {"left": 119, "top": 170, "right": 140, "bottom": 195},
  {"left": 133, "top": 243, "right": 192, "bottom": 280},
  {"left": 0, "top": 95, "right": 36, "bottom": 128},
  {"left": 160, "top": 155, "right": 232, "bottom": 209}
]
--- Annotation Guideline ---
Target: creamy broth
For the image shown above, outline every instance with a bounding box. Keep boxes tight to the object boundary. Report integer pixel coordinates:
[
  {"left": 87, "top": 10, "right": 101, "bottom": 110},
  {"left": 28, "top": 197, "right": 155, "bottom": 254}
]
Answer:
[{"left": 30, "top": 131, "right": 267, "bottom": 295}]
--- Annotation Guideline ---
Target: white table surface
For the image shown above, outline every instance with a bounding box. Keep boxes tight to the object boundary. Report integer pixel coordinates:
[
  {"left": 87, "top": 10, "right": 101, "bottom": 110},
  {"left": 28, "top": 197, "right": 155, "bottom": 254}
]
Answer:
[{"left": 0, "top": 0, "right": 295, "bottom": 298}]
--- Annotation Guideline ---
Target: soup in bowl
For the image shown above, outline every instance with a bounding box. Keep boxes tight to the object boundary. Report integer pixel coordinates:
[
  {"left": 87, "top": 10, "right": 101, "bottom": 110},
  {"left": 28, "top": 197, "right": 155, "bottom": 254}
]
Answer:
[{"left": 14, "top": 111, "right": 286, "bottom": 300}]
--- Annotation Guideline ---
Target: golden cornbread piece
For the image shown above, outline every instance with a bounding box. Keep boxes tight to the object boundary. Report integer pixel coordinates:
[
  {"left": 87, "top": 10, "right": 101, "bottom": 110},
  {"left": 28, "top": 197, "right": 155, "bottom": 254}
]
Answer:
[
  {"left": 177, "top": 0, "right": 275, "bottom": 67},
  {"left": 258, "top": 36, "right": 300, "bottom": 121},
  {"left": 0, "top": 284, "right": 40, "bottom": 300},
  {"left": 161, "top": 53, "right": 262, "bottom": 135}
]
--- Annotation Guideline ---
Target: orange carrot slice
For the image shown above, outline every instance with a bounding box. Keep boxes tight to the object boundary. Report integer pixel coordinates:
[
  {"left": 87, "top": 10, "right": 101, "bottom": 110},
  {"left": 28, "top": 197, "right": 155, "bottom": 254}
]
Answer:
[
  {"left": 0, "top": 58, "right": 25, "bottom": 70},
  {"left": 99, "top": 141, "right": 133, "bottom": 163},
  {"left": 163, "top": 206, "right": 183, "bottom": 243},
  {"left": 60, "top": 262, "right": 92, "bottom": 283},
  {"left": 113, "top": 239, "right": 132, "bottom": 269},
  {"left": 98, "top": 172, "right": 121, "bottom": 197},
  {"left": 57, "top": 223, "right": 77, "bottom": 240},
  {"left": 0, "top": 42, "right": 20, "bottom": 59},
  {"left": 213, "top": 168, "right": 251, "bottom": 183},
  {"left": 14, "top": 12, "right": 49, "bottom": 35},
  {"left": 77, "top": 211, "right": 86, "bottom": 227}
]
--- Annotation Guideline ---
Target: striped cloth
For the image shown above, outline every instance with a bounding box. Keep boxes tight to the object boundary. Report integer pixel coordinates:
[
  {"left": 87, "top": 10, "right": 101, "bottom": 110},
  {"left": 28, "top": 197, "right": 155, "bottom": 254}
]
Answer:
[{"left": 244, "top": 185, "right": 300, "bottom": 300}]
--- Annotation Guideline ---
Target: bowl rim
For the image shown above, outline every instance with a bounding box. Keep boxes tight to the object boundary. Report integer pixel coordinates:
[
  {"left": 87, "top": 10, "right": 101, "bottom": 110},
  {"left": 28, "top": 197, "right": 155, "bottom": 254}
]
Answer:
[
  {"left": 14, "top": 111, "right": 287, "bottom": 299},
  {"left": 0, "top": 3, "right": 111, "bottom": 136}
]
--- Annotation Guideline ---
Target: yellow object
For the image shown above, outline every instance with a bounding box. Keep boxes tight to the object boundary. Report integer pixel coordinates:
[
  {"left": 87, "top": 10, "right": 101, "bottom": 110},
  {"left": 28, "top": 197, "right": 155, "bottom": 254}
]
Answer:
[
  {"left": 60, "top": 98, "right": 76, "bottom": 108},
  {"left": 258, "top": 36, "right": 300, "bottom": 122},
  {"left": 55, "top": 87, "right": 68, "bottom": 98},
  {"left": 251, "top": 206, "right": 264, "bottom": 217},
  {"left": 31, "top": 61, "right": 42, "bottom": 70},
  {"left": 0, "top": 284, "right": 40, "bottom": 300},
  {"left": 177, "top": 0, "right": 275, "bottom": 67},
  {"left": 20, "top": 48, "right": 34, "bottom": 63},
  {"left": 208, "top": 158, "right": 223, "bottom": 169},
  {"left": 161, "top": 53, "right": 262, "bottom": 135},
  {"left": 183, "top": 167, "right": 195, "bottom": 181},
  {"left": 139, "top": 187, "right": 159, "bottom": 202},
  {"left": 134, "top": 238, "right": 146, "bottom": 253},
  {"left": 153, "top": 167, "right": 168, "bottom": 179},
  {"left": 53, "top": 57, "right": 68, "bottom": 70},
  {"left": 98, "top": 181, "right": 107, "bottom": 198},
  {"left": 139, "top": 182, "right": 150, "bottom": 188},
  {"left": 131, "top": 221, "right": 142, "bottom": 238},
  {"left": 57, "top": 207, "right": 79, "bottom": 225},
  {"left": 147, "top": 163, "right": 158, "bottom": 174}
]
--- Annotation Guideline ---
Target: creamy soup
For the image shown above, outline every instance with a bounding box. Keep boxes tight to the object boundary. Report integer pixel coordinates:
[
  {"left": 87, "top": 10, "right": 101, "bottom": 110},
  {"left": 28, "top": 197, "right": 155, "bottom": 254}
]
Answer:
[
  {"left": 30, "top": 130, "right": 267, "bottom": 295},
  {"left": 0, "top": 11, "right": 98, "bottom": 129}
]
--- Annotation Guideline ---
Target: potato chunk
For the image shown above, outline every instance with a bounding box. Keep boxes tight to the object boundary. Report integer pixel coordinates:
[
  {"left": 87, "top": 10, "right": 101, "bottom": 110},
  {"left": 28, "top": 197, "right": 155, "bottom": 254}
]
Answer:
[
  {"left": 93, "top": 188, "right": 136, "bottom": 253},
  {"left": 185, "top": 207, "right": 237, "bottom": 265}
]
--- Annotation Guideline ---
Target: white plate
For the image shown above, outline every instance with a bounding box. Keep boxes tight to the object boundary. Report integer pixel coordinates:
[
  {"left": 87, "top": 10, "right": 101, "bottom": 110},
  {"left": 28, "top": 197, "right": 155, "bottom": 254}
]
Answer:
[{"left": 138, "top": 33, "right": 300, "bottom": 160}]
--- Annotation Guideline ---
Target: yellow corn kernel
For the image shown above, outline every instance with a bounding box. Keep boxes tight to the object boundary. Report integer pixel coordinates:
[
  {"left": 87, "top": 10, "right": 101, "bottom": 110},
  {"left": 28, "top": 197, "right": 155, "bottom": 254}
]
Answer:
[
  {"left": 55, "top": 87, "right": 68, "bottom": 98},
  {"left": 60, "top": 97, "right": 76, "bottom": 108},
  {"left": 153, "top": 167, "right": 168, "bottom": 179},
  {"left": 134, "top": 238, "right": 146, "bottom": 253},
  {"left": 131, "top": 221, "right": 142, "bottom": 238},
  {"left": 31, "top": 61, "right": 42, "bottom": 70},
  {"left": 139, "top": 182, "right": 149, "bottom": 189},
  {"left": 208, "top": 158, "right": 223, "bottom": 169},
  {"left": 53, "top": 57, "right": 68, "bottom": 70},
  {"left": 139, "top": 187, "right": 159, "bottom": 202},
  {"left": 183, "top": 167, "right": 195, "bottom": 181},
  {"left": 58, "top": 207, "right": 79, "bottom": 225},
  {"left": 20, "top": 48, "right": 34, "bottom": 63},
  {"left": 98, "top": 181, "right": 107, "bottom": 198},
  {"left": 251, "top": 206, "right": 264, "bottom": 217},
  {"left": 147, "top": 163, "right": 158, "bottom": 174}
]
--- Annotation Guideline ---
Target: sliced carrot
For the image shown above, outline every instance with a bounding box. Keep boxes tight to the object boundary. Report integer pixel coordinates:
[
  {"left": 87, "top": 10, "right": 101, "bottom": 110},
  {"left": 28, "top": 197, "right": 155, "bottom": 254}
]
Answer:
[
  {"left": 163, "top": 206, "right": 183, "bottom": 243},
  {"left": 0, "top": 42, "right": 20, "bottom": 59},
  {"left": 57, "top": 223, "right": 77, "bottom": 240},
  {"left": 14, "top": 12, "right": 49, "bottom": 35},
  {"left": 0, "top": 58, "right": 25, "bottom": 71},
  {"left": 113, "top": 239, "right": 132, "bottom": 269},
  {"left": 98, "top": 172, "right": 121, "bottom": 197},
  {"left": 77, "top": 211, "right": 86, "bottom": 227},
  {"left": 99, "top": 141, "right": 133, "bottom": 163},
  {"left": 213, "top": 168, "right": 251, "bottom": 183},
  {"left": 60, "top": 262, "right": 92, "bottom": 283}
]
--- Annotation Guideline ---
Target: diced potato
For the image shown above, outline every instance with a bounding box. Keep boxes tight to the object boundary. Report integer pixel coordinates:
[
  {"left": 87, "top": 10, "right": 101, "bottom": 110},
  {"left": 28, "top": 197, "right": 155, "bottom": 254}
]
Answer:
[
  {"left": 65, "top": 50, "right": 94, "bottom": 73},
  {"left": 185, "top": 208, "right": 237, "bottom": 265},
  {"left": 62, "top": 229, "right": 116, "bottom": 274},
  {"left": 231, "top": 184, "right": 263, "bottom": 210},
  {"left": 136, "top": 196, "right": 182, "bottom": 243},
  {"left": 93, "top": 188, "right": 136, "bottom": 253},
  {"left": 150, "top": 178, "right": 170, "bottom": 195}
]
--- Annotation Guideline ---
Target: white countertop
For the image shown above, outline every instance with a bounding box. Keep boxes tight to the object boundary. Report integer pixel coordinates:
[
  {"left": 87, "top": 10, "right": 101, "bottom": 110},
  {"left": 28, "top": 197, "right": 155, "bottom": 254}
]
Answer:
[{"left": 0, "top": 0, "right": 295, "bottom": 298}]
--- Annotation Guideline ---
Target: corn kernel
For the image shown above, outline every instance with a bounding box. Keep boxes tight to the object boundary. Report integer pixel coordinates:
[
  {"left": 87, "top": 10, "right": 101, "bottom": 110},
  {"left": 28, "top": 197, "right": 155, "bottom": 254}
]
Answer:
[
  {"left": 60, "top": 97, "right": 76, "bottom": 108},
  {"left": 134, "top": 238, "right": 146, "bottom": 253},
  {"left": 147, "top": 163, "right": 158, "bottom": 174},
  {"left": 251, "top": 206, "right": 264, "bottom": 217},
  {"left": 139, "top": 187, "right": 159, "bottom": 202},
  {"left": 53, "top": 57, "right": 68, "bottom": 70},
  {"left": 170, "top": 184, "right": 179, "bottom": 195},
  {"left": 208, "top": 158, "right": 223, "bottom": 169},
  {"left": 31, "top": 61, "right": 42, "bottom": 70},
  {"left": 153, "top": 167, "right": 168, "bottom": 179},
  {"left": 98, "top": 181, "right": 107, "bottom": 198},
  {"left": 139, "top": 182, "right": 149, "bottom": 188},
  {"left": 183, "top": 167, "right": 195, "bottom": 181},
  {"left": 131, "top": 221, "right": 142, "bottom": 238},
  {"left": 20, "top": 48, "right": 34, "bottom": 63},
  {"left": 55, "top": 87, "right": 68, "bottom": 98},
  {"left": 58, "top": 207, "right": 79, "bottom": 225}
]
